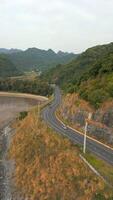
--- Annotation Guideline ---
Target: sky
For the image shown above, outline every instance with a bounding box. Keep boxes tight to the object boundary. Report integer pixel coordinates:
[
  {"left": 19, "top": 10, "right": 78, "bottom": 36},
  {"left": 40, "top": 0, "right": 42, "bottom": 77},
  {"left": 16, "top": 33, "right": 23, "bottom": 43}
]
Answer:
[{"left": 0, "top": 0, "right": 113, "bottom": 53}]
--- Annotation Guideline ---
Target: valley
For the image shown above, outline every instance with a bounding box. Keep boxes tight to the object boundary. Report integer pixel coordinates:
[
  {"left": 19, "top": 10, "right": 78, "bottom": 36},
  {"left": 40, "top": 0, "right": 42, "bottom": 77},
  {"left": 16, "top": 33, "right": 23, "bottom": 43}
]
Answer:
[{"left": 0, "top": 42, "right": 113, "bottom": 200}]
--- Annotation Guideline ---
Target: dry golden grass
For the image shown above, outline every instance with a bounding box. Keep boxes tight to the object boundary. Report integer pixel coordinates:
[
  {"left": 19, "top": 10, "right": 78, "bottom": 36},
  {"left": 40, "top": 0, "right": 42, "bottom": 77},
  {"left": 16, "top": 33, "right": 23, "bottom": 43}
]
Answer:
[
  {"left": 101, "top": 100, "right": 113, "bottom": 111},
  {"left": 9, "top": 108, "right": 113, "bottom": 200}
]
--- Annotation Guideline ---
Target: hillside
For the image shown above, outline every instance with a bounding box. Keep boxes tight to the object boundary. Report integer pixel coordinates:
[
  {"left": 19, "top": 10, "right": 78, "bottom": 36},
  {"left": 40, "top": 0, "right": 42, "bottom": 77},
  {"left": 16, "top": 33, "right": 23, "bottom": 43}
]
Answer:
[
  {"left": 45, "top": 42, "right": 113, "bottom": 107},
  {"left": 9, "top": 108, "right": 113, "bottom": 200},
  {"left": 7, "top": 48, "right": 77, "bottom": 72},
  {"left": 0, "top": 54, "right": 20, "bottom": 77},
  {"left": 57, "top": 93, "right": 113, "bottom": 146}
]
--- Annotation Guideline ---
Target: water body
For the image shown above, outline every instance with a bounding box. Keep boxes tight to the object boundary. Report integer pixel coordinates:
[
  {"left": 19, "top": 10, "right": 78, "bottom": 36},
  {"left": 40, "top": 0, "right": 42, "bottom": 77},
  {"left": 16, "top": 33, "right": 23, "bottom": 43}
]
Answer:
[{"left": 0, "top": 96, "right": 43, "bottom": 200}]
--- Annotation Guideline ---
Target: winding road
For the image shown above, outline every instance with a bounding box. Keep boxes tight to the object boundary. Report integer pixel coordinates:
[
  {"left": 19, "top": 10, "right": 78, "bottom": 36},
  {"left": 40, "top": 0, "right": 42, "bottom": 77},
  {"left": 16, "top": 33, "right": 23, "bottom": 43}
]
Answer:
[{"left": 42, "top": 86, "right": 113, "bottom": 166}]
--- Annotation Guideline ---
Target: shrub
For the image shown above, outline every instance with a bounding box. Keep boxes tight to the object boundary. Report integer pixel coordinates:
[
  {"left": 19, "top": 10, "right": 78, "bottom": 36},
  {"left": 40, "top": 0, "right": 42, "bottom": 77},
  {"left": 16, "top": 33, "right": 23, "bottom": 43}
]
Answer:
[
  {"left": 93, "top": 193, "right": 106, "bottom": 200},
  {"left": 19, "top": 111, "right": 28, "bottom": 120},
  {"left": 87, "top": 89, "right": 109, "bottom": 108}
]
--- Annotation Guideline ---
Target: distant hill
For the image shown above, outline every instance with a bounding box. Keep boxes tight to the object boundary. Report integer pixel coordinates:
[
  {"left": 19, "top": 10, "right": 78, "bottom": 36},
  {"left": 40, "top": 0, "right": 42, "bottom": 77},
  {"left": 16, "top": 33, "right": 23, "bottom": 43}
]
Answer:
[
  {"left": 0, "top": 48, "right": 22, "bottom": 54},
  {"left": 45, "top": 42, "right": 113, "bottom": 107},
  {"left": 6, "top": 48, "right": 77, "bottom": 72},
  {"left": 0, "top": 54, "right": 20, "bottom": 77}
]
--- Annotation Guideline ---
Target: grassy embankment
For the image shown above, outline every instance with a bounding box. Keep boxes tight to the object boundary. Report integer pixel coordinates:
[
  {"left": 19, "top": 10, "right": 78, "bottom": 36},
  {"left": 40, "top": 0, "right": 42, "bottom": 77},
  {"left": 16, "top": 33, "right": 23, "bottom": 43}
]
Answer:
[
  {"left": 84, "top": 152, "right": 113, "bottom": 187},
  {"left": 8, "top": 105, "right": 113, "bottom": 200}
]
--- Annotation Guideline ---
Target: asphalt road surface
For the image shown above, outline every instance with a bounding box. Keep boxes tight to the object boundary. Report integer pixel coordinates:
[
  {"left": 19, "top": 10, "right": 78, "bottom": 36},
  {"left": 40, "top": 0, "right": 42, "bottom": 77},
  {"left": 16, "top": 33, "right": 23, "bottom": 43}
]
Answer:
[{"left": 42, "top": 86, "right": 113, "bottom": 166}]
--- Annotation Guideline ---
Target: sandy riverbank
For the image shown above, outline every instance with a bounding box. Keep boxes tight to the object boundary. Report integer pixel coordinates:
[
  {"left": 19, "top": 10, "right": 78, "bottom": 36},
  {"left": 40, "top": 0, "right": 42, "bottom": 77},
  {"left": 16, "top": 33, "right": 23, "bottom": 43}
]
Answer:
[{"left": 0, "top": 95, "right": 47, "bottom": 199}]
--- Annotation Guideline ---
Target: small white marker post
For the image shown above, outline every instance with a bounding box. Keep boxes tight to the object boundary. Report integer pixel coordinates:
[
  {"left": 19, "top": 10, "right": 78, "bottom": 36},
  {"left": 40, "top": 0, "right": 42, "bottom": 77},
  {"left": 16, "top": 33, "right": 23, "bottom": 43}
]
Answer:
[
  {"left": 38, "top": 101, "right": 41, "bottom": 117},
  {"left": 83, "top": 112, "right": 92, "bottom": 154}
]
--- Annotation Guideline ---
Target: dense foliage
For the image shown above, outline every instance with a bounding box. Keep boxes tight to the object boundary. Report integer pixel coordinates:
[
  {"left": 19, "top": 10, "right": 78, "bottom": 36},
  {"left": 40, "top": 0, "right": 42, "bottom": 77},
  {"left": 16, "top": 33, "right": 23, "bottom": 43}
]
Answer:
[
  {"left": 44, "top": 42, "right": 113, "bottom": 108},
  {"left": 0, "top": 78, "right": 52, "bottom": 96},
  {"left": 79, "top": 74, "right": 113, "bottom": 108},
  {"left": 0, "top": 54, "right": 20, "bottom": 77},
  {"left": 77, "top": 46, "right": 113, "bottom": 108},
  {"left": 9, "top": 109, "right": 113, "bottom": 200}
]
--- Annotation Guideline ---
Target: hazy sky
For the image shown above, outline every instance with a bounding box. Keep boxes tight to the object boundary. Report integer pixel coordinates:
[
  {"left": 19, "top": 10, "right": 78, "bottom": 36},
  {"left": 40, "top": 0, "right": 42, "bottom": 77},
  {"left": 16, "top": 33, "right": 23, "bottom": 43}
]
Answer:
[{"left": 0, "top": 0, "right": 113, "bottom": 53}]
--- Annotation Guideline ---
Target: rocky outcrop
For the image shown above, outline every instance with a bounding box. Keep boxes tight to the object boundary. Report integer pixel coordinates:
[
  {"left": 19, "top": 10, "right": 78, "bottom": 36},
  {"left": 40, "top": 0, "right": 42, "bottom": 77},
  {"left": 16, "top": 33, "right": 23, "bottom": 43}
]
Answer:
[
  {"left": 102, "top": 109, "right": 113, "bottom": 128},
  {"left": 59, "top": 94, "right": 113, "bottom": 145},
  {"left": 87, "top": 124, "right": 113, "bottom": 144}
]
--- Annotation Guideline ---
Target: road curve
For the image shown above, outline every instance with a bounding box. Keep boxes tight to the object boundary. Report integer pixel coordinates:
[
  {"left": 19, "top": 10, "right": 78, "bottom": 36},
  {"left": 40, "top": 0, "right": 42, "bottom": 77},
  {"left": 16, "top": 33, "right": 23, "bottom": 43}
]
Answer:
[{"left": 42, "top": 86, "right": 113, "bottom": 166}]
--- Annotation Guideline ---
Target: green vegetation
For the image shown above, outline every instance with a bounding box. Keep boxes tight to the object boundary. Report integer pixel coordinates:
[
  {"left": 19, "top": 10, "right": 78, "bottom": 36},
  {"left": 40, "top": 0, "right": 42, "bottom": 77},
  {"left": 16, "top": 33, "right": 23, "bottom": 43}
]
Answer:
[
  {"left": 7, "top": 48, "right": 77, "bottom": 72},
  {"left": 44, "top": 42, "right": 113, "bottom": 108},
  {"left": 79, "top": 73, "right": 113, "bottom": 108},
  {"left": 0, "top": 54, "right": 20, "bottom": 77},
  {"left": 9, "top": 108, "right": 113, "bottom": 200},
  {"left": 1, "top": 42, "right": 113, "bottom": 107},
  {"left": 19, "top": 111, "right": 28, "bottom": 120},
  {"left": 93, "top": 193, "right": 107, "bottom": 200},
  {"left": 78, "top": 49, "right": 113, "bottom": 108},
  {"left": 0, "top": 48, "right": 77, "bottom": 78},
  {"left": 0, "top": 78, "right": 53, "bottom": 96}
]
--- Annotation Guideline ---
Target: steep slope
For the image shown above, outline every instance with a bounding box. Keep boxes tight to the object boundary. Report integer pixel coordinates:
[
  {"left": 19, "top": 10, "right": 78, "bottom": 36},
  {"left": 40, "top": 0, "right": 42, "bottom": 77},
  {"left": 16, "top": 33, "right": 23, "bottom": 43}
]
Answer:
[
  {"left": 8, "top": 48, "right": 77, "bottom": 72},
  {"left": 57, "top": 93, "right": 113, "bottom": 146},
  {"left": 0, "top": 54, "right": 20, "bottom": 77}
]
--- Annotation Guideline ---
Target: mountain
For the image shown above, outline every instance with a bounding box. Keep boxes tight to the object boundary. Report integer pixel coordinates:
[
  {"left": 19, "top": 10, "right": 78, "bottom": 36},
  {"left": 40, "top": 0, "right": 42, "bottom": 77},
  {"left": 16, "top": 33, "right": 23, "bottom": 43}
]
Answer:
[
  {"left": 44, "top": 42, "right": 113, "bottom": 107},
  {"left": 0, "top": 48, "right": 22, "bottom": 54},
  {"left": 7, "top": 48, "right": 77, "bottom": 72},
  {"left": 57, "top": 50, "right": 71, "bottom": 56},
  {"left": 0, "top": 54, "right": 20, "bottom": 77}
]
